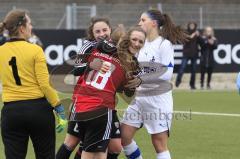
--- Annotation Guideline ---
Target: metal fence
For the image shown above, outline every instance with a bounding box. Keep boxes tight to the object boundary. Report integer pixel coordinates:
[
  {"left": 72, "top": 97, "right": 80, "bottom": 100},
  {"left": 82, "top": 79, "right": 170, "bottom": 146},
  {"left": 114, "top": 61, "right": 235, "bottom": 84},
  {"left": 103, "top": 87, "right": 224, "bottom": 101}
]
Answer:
[{"left": 0, "top": 3, "right": 240, "bottom": 29}]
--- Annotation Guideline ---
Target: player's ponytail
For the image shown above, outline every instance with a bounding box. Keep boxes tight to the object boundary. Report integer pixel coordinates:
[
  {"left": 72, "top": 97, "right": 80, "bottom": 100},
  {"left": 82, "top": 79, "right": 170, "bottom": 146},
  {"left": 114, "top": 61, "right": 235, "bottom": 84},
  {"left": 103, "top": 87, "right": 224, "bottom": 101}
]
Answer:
[
  {"left": 161, "top": 13, "right": 188, "bottom": 44},
  {"left": 0, "top": 22, "right": 5, "bottom": 34},
  {"left": 1, "top": 9, "right": 28, "bottom": 37},
  {"left": 146, "top": 9, "right": 188, "bottom": 44}
]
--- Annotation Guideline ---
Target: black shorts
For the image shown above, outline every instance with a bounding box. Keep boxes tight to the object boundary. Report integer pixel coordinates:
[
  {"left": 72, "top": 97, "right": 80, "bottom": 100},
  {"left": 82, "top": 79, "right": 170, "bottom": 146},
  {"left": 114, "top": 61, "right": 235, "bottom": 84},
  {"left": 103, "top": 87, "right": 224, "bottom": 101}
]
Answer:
[
  {"left": 68, "top": 110, "right": 121, "bottom": 139},
  {"left": 1, "top": 98, "right": 55, "bottom": 159},
  {"left": 68, "top": 108, "right": 113, "bottom": 152},
  {"left": 110, "top": 110, "right": 121, "bottom": 138}
]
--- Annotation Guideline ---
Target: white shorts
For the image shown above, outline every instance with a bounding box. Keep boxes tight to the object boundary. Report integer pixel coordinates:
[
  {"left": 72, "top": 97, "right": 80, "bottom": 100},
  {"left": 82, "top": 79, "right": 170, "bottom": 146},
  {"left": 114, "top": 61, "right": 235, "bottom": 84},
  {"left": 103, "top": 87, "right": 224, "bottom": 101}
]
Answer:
[{"left": 121, "top": 91, "right": 173, "bottom": 134}]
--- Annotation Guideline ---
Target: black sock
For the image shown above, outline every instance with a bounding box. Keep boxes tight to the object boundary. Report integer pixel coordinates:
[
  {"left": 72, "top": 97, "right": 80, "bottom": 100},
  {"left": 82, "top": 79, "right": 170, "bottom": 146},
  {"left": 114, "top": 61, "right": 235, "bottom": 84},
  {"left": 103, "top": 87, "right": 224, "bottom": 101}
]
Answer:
[
  {"left": 107, "top": 153, "right": 120, "bottom": 159},
  {"left": 56, "top": 144, "right": 73, "bottom": 159}
]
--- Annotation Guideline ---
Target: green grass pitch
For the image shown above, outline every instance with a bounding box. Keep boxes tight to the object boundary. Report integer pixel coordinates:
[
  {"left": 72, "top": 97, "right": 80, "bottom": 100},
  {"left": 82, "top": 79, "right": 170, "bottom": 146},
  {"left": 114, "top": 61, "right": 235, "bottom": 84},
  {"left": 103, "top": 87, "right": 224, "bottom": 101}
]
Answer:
[{"left": 0, "top": 90, "right": 240, "bottom": 159}]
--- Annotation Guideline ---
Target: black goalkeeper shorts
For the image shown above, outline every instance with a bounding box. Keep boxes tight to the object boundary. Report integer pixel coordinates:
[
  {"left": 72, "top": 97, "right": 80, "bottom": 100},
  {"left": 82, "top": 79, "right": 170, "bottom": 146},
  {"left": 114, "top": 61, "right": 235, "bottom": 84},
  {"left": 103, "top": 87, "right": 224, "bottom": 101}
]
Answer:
[{"left": 1, "top": 98, "right": 55, "bottom": 159}]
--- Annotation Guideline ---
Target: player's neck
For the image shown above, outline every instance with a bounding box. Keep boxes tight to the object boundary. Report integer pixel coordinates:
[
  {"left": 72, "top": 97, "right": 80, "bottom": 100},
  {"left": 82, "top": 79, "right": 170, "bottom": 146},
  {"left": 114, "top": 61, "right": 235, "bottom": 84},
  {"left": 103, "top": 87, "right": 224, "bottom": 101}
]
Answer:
[
  {"left": 147, "top": 30, "right": 159, "bottom": 42},
  {"left": 10, "top": 34, "right": 26, "bottom": 40}
]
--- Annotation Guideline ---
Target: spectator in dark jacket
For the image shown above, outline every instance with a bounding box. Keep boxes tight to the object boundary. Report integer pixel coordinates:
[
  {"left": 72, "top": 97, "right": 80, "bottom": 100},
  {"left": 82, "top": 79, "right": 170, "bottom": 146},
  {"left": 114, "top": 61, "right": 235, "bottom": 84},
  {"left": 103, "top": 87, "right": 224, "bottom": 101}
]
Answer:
[
  {"left": 199, "top": 26, "right": 218, "bottom": 89},
  {"left": 175, "top": 22, "right": 200, "bottom": 89}
]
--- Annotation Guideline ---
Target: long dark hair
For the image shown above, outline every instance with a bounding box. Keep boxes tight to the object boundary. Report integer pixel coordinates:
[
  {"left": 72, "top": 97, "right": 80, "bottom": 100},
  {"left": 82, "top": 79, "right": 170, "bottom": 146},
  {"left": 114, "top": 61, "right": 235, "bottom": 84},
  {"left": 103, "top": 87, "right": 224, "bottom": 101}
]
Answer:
[
  {"left": 145, "top": 9, "right": 188, "bottom": 44},
  {"left": 86, "top": 17, "right": 112, "bottom": 41},
  {"left": 0, "top": 9, "right": 28, "bottom": 37},
  {"left": 187, "top": 21, "right": 197, "bottom": 33}
]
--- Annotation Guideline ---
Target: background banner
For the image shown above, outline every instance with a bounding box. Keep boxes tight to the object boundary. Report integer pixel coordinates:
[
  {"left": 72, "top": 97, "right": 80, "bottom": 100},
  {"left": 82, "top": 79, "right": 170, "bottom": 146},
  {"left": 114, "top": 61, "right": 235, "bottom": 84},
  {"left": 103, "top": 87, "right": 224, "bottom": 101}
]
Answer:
[{"left": 35, "top": 29, "right": 240, "bottom": 74}]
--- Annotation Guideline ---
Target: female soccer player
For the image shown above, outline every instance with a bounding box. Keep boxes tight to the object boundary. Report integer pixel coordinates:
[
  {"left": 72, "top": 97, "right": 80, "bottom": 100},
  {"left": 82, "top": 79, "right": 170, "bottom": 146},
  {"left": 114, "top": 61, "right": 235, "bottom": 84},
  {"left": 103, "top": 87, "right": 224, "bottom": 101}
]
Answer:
[
  {"left": 56, "top": 17, "right": 145, "bottom": 159},
  {"left": 0, "top": 9, "right": 66, "bottom": 159},
  {"left": 121, "top": 9, "right": 188, "bottom": 159}
]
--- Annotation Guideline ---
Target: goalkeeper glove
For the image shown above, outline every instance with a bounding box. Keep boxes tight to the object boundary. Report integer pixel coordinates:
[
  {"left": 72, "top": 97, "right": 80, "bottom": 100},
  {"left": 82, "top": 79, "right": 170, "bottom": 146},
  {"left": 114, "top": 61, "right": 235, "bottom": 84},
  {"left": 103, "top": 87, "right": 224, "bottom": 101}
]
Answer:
[
  {"left": 54, "top": 104, "right": 67, "bottom": 133},
  {"left": 236, "top": 72, "right": 240, "bottom": 94}
]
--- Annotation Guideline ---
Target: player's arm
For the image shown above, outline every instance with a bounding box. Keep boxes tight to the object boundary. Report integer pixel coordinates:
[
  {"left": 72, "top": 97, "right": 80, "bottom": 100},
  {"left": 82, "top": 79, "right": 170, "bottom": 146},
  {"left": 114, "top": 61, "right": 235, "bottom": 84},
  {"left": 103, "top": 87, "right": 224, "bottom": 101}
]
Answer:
[
  {"left": 72, "top": 56, "right": 88, "bottom": 76},
  {"left": 117, "top": 83, "right": 135, "bottom": 105},
  {"left": 35, "top": 47, "right": 67, "bottom": 132},
  {"left": 72, "top": 40, "right": 94, "bottom": 76},
  {"left": 35, "top": 47, "right": 60, "bottom": 107},
  {"left": 124, "top": 41, "right": 174, "bottom": 89}
]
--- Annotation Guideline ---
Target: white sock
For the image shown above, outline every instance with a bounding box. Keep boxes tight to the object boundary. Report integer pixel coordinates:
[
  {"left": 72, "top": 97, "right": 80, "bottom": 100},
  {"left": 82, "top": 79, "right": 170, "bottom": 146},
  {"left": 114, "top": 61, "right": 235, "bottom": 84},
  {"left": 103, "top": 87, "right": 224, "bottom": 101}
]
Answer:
[
  {"left": 123, "top": 140, "right": 143, "bottom": 159},
  {"left": 156, "top": 151, "right": 171, "bottom": 159}
]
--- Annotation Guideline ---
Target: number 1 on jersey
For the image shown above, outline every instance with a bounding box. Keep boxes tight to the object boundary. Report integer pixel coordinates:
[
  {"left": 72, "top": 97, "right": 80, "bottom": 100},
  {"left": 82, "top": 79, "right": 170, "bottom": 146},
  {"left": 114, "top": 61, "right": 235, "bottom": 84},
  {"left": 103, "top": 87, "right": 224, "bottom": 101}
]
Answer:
[{"left": 9, "top": 57, "right": 22, "bottom": 86}]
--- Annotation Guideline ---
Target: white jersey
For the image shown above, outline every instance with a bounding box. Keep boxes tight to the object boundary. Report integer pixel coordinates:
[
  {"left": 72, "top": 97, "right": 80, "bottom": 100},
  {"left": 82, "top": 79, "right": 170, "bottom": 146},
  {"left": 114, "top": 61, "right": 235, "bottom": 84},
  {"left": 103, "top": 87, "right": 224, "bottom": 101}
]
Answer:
[
  {"left": 122, "top": 36, "right": 174, "bottom": 134},
  {"left": 136, "top": 36, "right": 174, "bottom": 96}
]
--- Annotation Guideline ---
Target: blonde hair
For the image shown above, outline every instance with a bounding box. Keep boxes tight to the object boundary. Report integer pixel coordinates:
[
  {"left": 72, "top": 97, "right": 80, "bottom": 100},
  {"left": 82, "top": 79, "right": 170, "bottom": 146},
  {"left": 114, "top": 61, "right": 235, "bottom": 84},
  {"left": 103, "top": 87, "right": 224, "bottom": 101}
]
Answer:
[
  {"left": 111, "top": 24, "right": 126, "bottom": 45},
  {"left": 118, "top": 26, "right": 146, "bottom": 79},
  {"left": 203, "top": 26, "right": 214, "bottom": 37}
]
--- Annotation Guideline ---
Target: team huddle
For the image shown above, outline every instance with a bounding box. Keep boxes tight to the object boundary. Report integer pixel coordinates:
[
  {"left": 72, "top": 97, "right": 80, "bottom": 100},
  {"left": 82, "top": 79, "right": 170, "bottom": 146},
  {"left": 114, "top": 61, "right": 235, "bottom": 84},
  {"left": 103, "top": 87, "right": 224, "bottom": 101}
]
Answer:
[{"left": 0, "top": 8, "right": 188, "bottom": 159}]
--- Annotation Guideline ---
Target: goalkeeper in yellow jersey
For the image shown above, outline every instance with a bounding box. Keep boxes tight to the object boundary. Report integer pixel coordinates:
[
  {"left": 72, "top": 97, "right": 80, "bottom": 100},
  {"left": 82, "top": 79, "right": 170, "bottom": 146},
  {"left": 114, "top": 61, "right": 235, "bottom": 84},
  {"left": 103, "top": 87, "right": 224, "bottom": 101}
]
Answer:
[{"left": 0, "top": 9, "right": 67, "bottom": 159}]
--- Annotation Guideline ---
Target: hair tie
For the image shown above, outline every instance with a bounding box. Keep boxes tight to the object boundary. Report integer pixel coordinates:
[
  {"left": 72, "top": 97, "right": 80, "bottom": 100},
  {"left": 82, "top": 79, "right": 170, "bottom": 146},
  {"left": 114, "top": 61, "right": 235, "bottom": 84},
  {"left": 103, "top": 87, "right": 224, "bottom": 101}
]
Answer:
[{"left": 146, "top": 11, "right": 163, "bottom": 27}]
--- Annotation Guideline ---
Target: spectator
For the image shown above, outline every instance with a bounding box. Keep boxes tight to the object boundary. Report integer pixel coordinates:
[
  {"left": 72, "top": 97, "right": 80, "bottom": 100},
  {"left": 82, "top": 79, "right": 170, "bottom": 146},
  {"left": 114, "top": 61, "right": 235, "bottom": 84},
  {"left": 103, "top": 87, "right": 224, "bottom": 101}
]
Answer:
[
  {"left": 175, "top": 22, "right": 200, "bottom": 89},
  {"left": 199, "top": 26, "right": 218, "bottom": 89}
]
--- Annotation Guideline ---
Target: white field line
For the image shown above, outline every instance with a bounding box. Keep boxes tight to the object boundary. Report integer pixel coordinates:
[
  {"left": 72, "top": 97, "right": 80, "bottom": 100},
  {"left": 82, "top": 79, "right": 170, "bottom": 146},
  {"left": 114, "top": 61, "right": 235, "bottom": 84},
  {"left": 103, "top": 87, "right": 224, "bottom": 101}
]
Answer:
[
  {"left": 116, "top": 109, "right": 240, "bottom": 117},
  {"left": 174, "top": 111, "right": 240, "bottom": 117}
]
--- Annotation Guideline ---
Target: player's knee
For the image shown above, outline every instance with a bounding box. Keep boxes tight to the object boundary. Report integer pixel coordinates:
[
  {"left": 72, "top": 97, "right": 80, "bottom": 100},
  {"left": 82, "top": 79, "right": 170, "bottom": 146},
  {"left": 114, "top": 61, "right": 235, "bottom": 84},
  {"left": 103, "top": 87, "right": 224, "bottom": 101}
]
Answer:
[
  {"left": 64, "top": 133, "right": 80, "bottom": 149},
  {"left": 108, "top": 144, "right": 122, "bottom": 154},
  {"left": 120, "top": 124, "right": 137, "bottom": 146},
  {"left": 108, "top": 139, "right": 122, "bottom": 153},
  {"left": 121, "top": 132, "right": 134, "bottom": 146},
  {"left": 151, "top": 135, "right": 168, "bottom": 152}
]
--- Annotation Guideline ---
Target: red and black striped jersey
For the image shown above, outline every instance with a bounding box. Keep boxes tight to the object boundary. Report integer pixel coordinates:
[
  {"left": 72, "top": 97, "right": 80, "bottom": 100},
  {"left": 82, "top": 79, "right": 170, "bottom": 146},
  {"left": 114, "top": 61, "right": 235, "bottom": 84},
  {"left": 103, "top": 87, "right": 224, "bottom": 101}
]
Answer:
[{"left": 72, "top": 48, "right": 126, "bottom": 112}]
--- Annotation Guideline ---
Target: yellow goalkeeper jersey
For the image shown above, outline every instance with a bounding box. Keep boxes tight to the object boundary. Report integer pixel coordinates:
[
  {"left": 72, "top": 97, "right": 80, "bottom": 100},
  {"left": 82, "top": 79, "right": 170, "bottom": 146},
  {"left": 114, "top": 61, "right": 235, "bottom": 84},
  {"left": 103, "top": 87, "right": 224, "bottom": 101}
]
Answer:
[{"left": 0, "top": 39, "right": 60, "bottom": 107}]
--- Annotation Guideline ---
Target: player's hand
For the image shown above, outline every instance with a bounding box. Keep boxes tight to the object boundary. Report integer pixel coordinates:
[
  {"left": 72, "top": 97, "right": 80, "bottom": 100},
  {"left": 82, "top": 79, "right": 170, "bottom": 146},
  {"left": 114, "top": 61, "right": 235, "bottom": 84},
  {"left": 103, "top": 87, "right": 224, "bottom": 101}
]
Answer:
[
  {"left": 208, "top": 38, "right": 215, "bottom": 45},
  {"left": 195, "top": 30, "right": 200, "bottom": 37},
  {"left": 89, "top": 58, "right": 103, "bottom": 71},
  {"left": 236, "top": 72, "right": 240, "bottom": 94},
  {"left": 100, "top": 61, "right": 111, "bottom": 73},
  {"left": 54, "top": 104, "right": 67, "bottom": 133},
  {"left": 89, "top": 59, "right": 111, "bottom": 73},
  {"left": 56, "top": 116, "right": 67, "bottom": 133},
  {"left": 124, "top": 76, "right": 142, "bottom": 90}
]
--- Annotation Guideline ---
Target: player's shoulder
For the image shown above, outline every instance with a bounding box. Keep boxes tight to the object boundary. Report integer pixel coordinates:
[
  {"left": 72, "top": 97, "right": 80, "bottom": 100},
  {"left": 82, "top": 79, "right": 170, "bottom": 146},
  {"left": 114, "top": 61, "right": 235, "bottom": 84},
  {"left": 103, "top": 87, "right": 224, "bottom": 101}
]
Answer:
[
  {"left": 157, "top": 36, "right": 172, "bottom": 46},
  {"left": 156, "top": 37, "right": 173, "bottom": 51},
  {"left": 25, "top": 41, "right": 43, "bottom": 52},
  {"left": 82, "top": 39, "right": 95, "bottom": 46},
  {"left": 78, "top": 40, "right": 97, "bottom": 54},
  {"left": 0, "top": 40, "right": 42, "bottom": 52}
]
